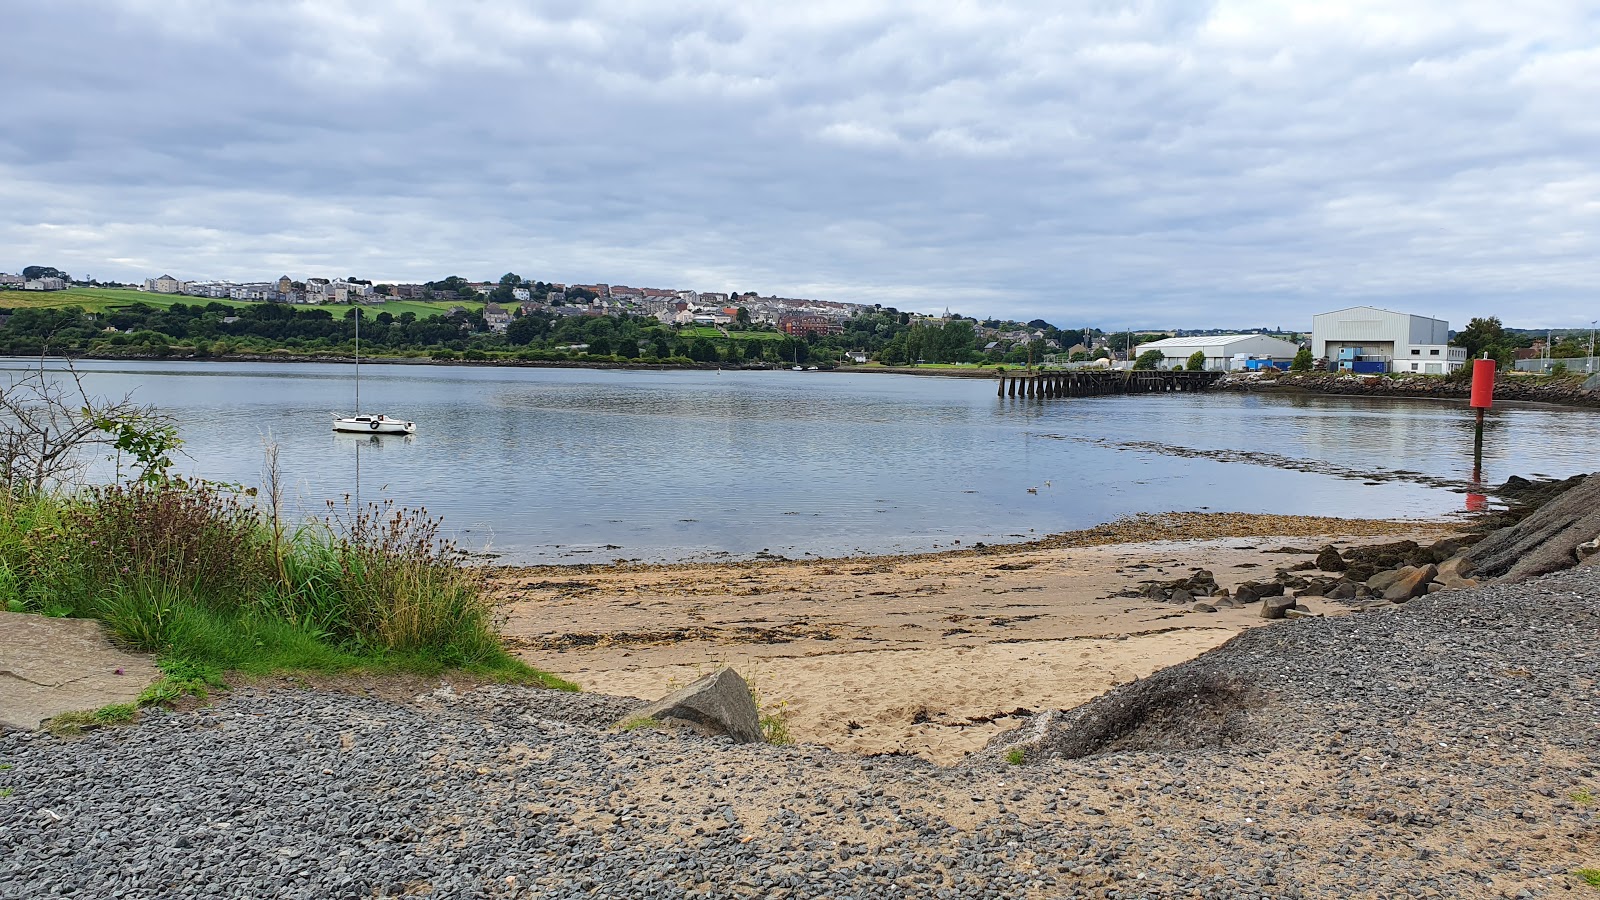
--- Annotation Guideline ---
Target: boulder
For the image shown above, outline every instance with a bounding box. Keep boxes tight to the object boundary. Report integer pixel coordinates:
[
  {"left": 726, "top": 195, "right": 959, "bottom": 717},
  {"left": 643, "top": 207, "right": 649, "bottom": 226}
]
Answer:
[
  {"left": 627, "top": 667, "right": 763, "bottom": 743},
  {"left": 1169, "top": 588, "right": 1193, "bottom": 606},
  {"left": 1192, "top": 602, "right": 1217, "bottom": 613},
  {"left": 1324, "top": 580, "right": 1358, "bottom": 601},
  {"left": 1366, "top": 570, "right": 1405, "bottom": 594},
  {"left": 1259, "top": 596, "right": 1296, "bottom": 620},
  {"left": 1467, "top": 473, "right": 1600, "bottom": 580},
  {"left": 1380, "top": 564, "right": 1438, "bottom": 602},
  {"left": 1315, "top": 546, "right": 1347, "bottom": 571},
  {"left": 1434, "top": 556, "right": 1479, "bottom": 589}
]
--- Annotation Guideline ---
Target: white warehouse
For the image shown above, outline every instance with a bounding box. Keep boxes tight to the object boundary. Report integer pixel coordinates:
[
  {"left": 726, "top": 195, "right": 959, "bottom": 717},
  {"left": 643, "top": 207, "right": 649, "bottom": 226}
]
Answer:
[
  {"left": 1311, "top": 306, "right": 1467, "bottom": 374},
  {"left": 1132, "top": 334, "right": 1301, "bottom": 371}
]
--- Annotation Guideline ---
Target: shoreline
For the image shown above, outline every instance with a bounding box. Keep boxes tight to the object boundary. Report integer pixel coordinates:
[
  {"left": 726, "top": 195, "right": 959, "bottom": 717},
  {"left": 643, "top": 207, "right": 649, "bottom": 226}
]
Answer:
[
  {"left": 24, "top": 351, "right": 1600, "bottom": 409},
  {"left": 492, "top": 511, "right": 1464, "bottom": 763}
]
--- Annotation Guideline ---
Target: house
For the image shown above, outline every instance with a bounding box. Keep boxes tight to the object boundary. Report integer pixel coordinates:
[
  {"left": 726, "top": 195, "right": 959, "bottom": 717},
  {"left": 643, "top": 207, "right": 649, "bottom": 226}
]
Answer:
[
  {"left": 483, "top": 303, "right": 512, "bottom": 333},
  {"left": 778, "top": 314, "right": 844, "bottom": 337},
  {"left": 1311, "top": 306, "right": 1467, "bottom": 374},
  {"left": 1132, "top": 334, "right": 1300, "bottom": 371},
  {"left": 144, "top": 274, "right": 184, "bottom": 294},
  {"left": 24, "top": 277, "right": 65, "bottom": 291},
  {"left": 0, "top": 273, "right": 24, "bottom": 287},
  {"left": 845, "top": 350, "right": 870, "bottom": 363}
]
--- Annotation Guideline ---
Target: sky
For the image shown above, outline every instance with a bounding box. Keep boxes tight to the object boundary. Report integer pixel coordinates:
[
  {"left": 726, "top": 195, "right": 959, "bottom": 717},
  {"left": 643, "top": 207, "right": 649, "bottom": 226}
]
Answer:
[{"left": 2, "top": 1, "right": 1597, "bottom": 329}]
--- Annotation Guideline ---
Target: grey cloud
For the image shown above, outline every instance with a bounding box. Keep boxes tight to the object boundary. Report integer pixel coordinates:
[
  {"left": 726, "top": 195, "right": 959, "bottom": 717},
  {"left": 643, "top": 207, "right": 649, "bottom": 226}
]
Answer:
[{"left": 1, "top": 1, "right": 1597, "bottom": 327}]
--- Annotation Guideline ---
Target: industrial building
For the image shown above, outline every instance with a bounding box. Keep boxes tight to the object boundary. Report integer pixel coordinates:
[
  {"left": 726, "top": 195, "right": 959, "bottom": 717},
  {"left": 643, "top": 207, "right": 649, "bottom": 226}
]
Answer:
[
  {"left": 1311, "top": 306, "right": 1467, "bottom": 374},
  {"left": 1131, "top": 334, "right": 1301, "bottom": 371}
]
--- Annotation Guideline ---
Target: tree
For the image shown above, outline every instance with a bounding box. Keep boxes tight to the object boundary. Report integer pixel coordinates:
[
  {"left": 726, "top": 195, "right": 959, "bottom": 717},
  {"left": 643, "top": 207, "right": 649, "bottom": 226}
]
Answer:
[
  {"left": 1092, "top": 348, "right": 1110, "bottom": 361},
  {"left": 735, "top": 307, "right": 751, "bottom": 327},
  {"left": 1133, "top": 349, "right": 1165, "bottom": 370},
  {"left": 1068, "top": 350, "right": 1091, "bottom": 362},
  {"left": 1186, "top": 350, "right": 1207, "bottom": 371},
  {"left": 0, "top": 363, "right": 176, "bottom": 493},
  {"left": 21, "top": 266, "right": 63, "bottom": 280},
  {"left": 1451, "top": 317, "right": 1512, "bottom": 361}
]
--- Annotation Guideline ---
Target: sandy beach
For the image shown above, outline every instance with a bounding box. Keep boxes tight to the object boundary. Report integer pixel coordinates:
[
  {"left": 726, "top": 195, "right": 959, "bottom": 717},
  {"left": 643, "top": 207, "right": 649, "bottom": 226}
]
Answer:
[{"left": 494, "top": 512, "right": 1458, "bottom": 763}]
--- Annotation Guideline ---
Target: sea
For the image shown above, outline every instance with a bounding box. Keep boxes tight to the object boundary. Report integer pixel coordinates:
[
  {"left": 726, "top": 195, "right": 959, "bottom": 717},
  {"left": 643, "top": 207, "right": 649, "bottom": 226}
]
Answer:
[{"left": 9, "top": 358, "right": 1598, "bottom": 565}]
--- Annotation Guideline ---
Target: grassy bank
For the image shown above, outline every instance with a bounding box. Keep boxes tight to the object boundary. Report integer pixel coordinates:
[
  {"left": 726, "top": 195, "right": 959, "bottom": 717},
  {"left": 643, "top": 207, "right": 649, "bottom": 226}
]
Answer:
[{"left": 0, "top": 483, "right": 574, "bottom": 700}]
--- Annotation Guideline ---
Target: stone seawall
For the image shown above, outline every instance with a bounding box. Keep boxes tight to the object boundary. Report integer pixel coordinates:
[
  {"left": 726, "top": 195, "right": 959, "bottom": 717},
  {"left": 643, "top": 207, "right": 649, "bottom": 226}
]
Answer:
[{"left": 1215, "top": 371, "right": 1600, "bottom": 408}]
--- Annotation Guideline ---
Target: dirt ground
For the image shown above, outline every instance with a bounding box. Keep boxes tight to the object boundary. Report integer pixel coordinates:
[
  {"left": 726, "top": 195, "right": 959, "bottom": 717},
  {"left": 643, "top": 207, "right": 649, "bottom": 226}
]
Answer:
[{"left": 493, "top": 512, "right": 1457, "bottom": 763}]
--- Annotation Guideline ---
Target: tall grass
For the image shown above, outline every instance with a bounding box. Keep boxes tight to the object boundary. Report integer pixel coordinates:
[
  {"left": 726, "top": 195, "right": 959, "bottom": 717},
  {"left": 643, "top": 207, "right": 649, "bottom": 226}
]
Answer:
[{"left": 0, "top": 483, "right": 570, "bottom": 688}]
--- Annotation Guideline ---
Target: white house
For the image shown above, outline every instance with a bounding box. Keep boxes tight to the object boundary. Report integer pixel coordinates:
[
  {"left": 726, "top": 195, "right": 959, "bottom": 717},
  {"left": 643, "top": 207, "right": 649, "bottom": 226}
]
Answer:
[
  {"left": 1132, "top": 334, "right": 1300, "bottom": 371},
  {"left": 1311, "top": 306, "right": 1467, "bottom": 374}
]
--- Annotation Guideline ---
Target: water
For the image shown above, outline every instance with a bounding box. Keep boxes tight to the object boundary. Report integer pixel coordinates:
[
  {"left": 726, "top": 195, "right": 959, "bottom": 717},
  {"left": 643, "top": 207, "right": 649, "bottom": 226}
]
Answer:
[{"left": 9, "top": 358, "right": 1598, "bottom": 564}]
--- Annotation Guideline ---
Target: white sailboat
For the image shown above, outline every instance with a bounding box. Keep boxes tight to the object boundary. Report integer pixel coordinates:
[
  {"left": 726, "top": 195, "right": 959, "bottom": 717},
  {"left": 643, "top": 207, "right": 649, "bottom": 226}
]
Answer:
[{"left": 332, "top": 310, "right": 415, "bottom": 435}]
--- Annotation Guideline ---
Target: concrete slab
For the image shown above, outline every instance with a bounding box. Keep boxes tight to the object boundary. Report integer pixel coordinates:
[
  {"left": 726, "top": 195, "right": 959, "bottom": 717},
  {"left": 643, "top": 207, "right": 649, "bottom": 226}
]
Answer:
[{"left": 0, "top": 612, "right": 160, "bottom": 730}]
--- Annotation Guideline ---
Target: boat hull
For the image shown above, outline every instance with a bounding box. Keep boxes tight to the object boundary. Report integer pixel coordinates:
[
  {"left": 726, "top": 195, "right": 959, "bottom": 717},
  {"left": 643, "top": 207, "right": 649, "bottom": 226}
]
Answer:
[{"left": 333, "top": 416, "right": 415, "bottom": 435}]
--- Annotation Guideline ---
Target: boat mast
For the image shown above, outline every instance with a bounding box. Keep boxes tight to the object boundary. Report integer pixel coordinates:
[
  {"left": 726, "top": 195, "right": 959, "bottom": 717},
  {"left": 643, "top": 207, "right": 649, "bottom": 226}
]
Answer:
[{"left": 354, "top": 308, "right": 360, "bottom": 415}]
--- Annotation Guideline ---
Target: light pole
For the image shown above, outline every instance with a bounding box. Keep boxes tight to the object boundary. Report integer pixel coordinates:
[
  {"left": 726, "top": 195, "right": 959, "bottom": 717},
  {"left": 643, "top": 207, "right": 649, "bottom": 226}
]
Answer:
[{"left": 1591, "top": 321, "right": 1596, "bottom": 374}]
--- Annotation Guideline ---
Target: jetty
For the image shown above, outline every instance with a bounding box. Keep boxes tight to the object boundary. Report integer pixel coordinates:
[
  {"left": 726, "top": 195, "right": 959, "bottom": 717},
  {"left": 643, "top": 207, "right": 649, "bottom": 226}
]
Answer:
[{"left": 996, "top": 369, "right": 1223, "bottom": 398}]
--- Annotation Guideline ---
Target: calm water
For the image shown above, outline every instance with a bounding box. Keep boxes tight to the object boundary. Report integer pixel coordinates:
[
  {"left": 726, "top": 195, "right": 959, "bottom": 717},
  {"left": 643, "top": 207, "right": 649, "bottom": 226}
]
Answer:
[{"left": 10, "top": 359, "right": 1598, "bottom": 564}]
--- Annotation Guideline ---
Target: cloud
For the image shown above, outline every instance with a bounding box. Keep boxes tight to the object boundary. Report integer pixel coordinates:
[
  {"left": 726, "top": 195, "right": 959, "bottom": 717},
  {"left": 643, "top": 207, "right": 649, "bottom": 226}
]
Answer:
[{"left": 1, "top": 0, "right": 1597, "bottom": 327}]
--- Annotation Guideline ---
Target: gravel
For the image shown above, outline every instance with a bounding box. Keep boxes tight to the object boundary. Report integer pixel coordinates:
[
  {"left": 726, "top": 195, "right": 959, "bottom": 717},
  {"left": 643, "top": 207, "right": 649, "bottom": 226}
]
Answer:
[{"left": 2, "top": 570, "right": 1596, "bottom": 899}]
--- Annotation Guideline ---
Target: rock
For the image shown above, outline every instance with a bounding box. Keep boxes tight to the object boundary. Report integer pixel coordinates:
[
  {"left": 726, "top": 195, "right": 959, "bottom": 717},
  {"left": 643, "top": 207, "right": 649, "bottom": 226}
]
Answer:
[
  {"left": 1192, "top": 602, "right": 1217, "bottom": 613},
  {"left": 1425, "top": 582, "right": 1444, "bottom": 593},
  {"left": 1315, "top": 546, "right": 1346, "bottom": 571},
  {"left": 1215, "top": 597, "right": 1239, "bottom": 609},
  {"left": 1468, "top": 472, "right": 1600, "bottom": 580},
  {"left": 627, "top": 667, "right": 764, "bottom": 744},
  {"left": 1366, "top": 570, "right": 1405, "bottom": 593},
  {"left": 1236, "top": 581, "right": 1283, "bottom": 605},
  {"left": 1381, "top": 564, "right": 1438, "bottom": 602},
  {"left": 1260, "top": 596, "right": 1296, "bottom": 620},
  {"left": 1426, "top": 538, "right": 1464, "bottom": 563},
  {"left": 1169, "top": 588, "right": 1193, "bottom": 605},
  {"left": 1435, "top": 556, "right": 1480, "bottom": 589},
  {"left": 1324, "top": 580, "right": 1358, "bottom": 601},
  {"left": 1284, "top": 608, "right": 1318, "bottom": 619}
]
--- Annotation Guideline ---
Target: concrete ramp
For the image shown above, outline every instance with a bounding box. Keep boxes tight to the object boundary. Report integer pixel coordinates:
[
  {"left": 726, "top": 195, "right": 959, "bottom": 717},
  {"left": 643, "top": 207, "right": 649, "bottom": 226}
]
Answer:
[{"left": 0, "top": 613, "right": 160, "bottom": 730}]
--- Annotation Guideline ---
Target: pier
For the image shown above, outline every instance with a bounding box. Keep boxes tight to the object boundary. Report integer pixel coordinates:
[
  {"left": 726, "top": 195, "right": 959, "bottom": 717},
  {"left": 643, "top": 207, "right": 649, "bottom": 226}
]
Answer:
[{"left": 996, "top": 369, "right": 1223, "bottom": 398}]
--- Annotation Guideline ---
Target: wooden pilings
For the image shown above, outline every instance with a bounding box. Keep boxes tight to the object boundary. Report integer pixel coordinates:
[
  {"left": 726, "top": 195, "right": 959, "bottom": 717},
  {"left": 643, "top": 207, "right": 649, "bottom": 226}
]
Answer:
[{"left": 996, "top": 370, "right": 1222, "bottom": 399}]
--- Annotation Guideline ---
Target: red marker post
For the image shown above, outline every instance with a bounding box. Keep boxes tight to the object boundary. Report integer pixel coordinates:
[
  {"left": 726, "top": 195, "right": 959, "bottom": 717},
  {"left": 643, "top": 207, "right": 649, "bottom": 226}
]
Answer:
[{"left": 1469, "top": 357, "right": 1495, "bottom": 481}]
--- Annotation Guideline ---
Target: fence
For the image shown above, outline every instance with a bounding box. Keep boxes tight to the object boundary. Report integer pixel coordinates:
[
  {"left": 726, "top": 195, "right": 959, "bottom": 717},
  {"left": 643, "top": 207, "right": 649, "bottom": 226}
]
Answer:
[{"left": 1513, "top": 357, "right": 1600, "bottom": 374}]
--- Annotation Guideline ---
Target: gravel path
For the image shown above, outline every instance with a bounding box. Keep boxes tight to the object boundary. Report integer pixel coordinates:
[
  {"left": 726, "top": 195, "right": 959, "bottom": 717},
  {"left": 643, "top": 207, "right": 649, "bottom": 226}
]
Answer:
[{"left": 2, "top": 570, "right": 1596, "bottom": 899}]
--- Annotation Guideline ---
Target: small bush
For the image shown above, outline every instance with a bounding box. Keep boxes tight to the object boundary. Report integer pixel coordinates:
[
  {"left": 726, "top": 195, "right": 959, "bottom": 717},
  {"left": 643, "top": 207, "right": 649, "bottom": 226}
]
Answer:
[{"left": 1005, "top": 747, "right": 1025, "bottom": 765}]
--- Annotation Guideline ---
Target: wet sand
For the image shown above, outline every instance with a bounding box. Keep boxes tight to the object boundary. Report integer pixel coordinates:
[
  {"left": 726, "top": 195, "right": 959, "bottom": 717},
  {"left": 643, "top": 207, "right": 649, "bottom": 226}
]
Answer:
[{"left": 493, "top": 512, "right": 1458, "bottom": 764}]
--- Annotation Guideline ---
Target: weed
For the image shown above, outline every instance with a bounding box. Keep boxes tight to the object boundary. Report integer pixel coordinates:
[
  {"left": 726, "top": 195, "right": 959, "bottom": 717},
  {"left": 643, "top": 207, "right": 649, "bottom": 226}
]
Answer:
[
  {"left": 618, "top": 716, "right": 668, "bottom": 732},
  {"left": 1571, "top": 789, "right": 1595, "bottom": 806},
  {"left": 0, "top": 788, "right": 12, "bottom": 799},
  {"left": 760, "top": 709, "right": 793, "bottom": 745},
  {"left": 1575, "top": 869, "right": 1600, "bottom": 888},
  {"left": 1005, "top": 747, "right": 1026, "bottom": 766},
  {"left": 47, "top": 702, "right": 139, "bottom": 737}
]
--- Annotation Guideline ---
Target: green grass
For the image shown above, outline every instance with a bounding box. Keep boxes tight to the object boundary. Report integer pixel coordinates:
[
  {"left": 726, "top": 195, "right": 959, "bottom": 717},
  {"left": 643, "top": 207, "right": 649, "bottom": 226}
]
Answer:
[
  {"left": 1005, "top": 747, "right": 1026, "bottom": 765},
  {"left": 0, "top": 288, "right": 485, "bottom": 320},
  {"left": 47, "top": 702, "right": 140, "bottom": 736},
  {"left": 676, "top": 326, "right": 785, "bottom": 342},
  {"left": 1572, "top": 789, "right": 1595, "bottom": 805},
  {"left": 1575, "top": 869, "right": 1600, "bottom": 888},
  {"left": 0, "top": 484, "right": 574, "bottom": 712}
]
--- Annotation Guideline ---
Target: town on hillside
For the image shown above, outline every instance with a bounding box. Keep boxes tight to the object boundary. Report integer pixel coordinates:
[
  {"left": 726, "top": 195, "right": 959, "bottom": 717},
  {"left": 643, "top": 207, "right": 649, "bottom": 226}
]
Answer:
[{"left": 0, "top": 266, "right": 1586, "bottom": 374}]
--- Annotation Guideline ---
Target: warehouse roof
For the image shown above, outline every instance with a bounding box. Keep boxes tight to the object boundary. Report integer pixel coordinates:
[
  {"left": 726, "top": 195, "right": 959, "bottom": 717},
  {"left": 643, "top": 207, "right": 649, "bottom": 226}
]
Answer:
[{"left": 1134, "top": 334, "right": 1295, "bottom": 350}]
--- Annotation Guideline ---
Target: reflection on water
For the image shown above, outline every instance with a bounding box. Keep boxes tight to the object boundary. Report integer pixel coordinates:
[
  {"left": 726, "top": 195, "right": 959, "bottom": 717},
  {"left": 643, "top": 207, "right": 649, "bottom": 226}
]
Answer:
[{"left": 6, "top": 359, "right": 1596, "bottom": 565}]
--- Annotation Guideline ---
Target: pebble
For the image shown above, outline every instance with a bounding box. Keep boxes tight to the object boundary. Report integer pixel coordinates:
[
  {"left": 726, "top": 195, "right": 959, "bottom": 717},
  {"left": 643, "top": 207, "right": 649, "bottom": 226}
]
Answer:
[{"left": 1, "top": 571, "right": 1596, "bottom": 898}]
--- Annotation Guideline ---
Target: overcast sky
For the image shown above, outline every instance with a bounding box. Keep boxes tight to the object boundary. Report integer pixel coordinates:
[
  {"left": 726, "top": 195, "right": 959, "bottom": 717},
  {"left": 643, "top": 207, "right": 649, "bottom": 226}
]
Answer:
[{"left": 3, "top": 2, "right": 1596, "bottom": 328}]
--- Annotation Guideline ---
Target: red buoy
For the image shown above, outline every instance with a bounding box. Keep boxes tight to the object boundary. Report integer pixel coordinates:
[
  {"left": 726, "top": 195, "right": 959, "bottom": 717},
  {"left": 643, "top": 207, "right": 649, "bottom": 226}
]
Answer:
[{"left": 1469, "top": 358, "right": 1496, "bottom": 409}]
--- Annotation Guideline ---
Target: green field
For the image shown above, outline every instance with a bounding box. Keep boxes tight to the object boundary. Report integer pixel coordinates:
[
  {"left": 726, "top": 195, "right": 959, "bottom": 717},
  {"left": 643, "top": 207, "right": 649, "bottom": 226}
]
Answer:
[
  {"left": 0, "top": 287, "right": 483, "bottom": 318},
  {"left": 676, "top": 326, "right": 785, "bottom": 341}
]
